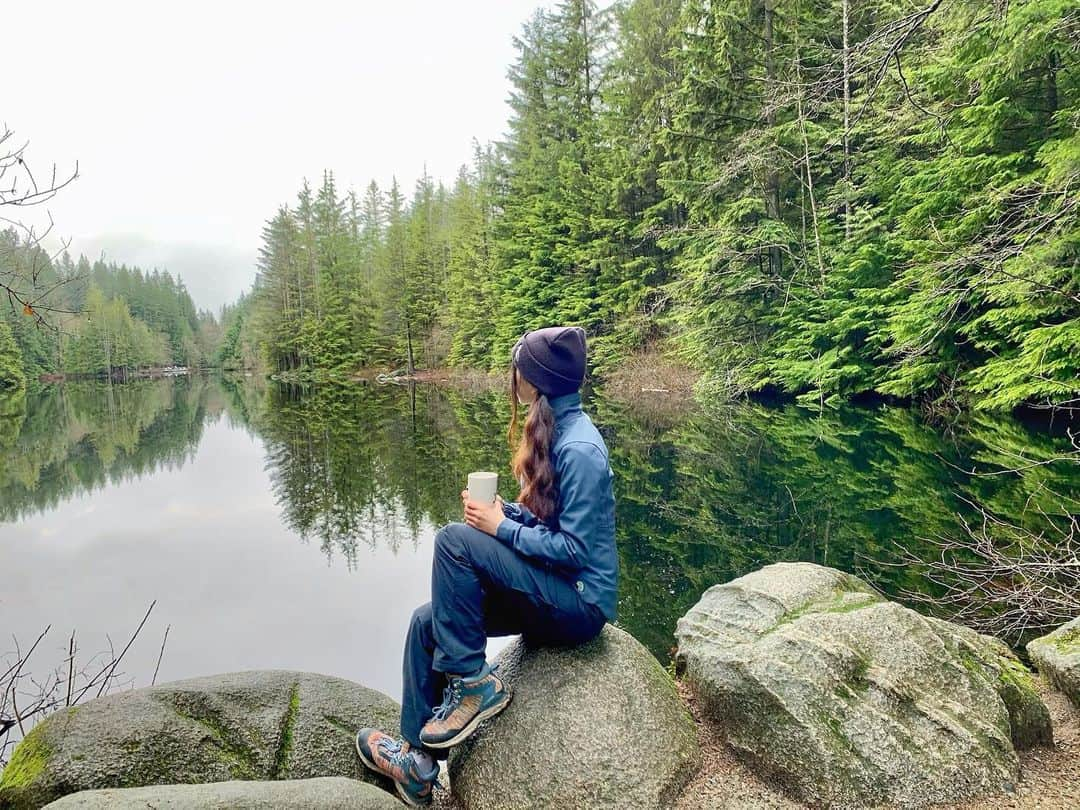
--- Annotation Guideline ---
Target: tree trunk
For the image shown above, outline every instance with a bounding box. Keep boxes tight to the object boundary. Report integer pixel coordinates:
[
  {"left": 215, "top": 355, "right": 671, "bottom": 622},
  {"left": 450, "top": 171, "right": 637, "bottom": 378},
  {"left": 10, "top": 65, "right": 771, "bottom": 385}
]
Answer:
[
  {"left": 405, "top": 317, "right": 415, "bottom": 375},
  {"left": 1046, "top": 50, "right": 1059, "bottom": 132},
  {"left": 843, "top": 0, "right": 852, "bottom": 239},
  {"left": 794, "top": 25, "right": 825, "bottom": 286},
  {"left": 764, "top": 0, "right": 782, "bottom": 281}
]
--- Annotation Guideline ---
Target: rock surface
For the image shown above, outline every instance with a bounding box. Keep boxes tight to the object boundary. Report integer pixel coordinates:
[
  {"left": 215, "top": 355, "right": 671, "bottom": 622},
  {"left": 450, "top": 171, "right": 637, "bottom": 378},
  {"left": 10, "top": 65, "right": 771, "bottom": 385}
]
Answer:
[
  {"left": 675, "top": 562, "right": 1051, "bottom": 809},
  {"left": 41, "top": 777, "right": 400, "bottom": 809},
  {"left": 449, "top": 624, "right": 700, "bottom": 809},
  {"left": 0, "top": 670, "right": 400, "bottom": 810},
  {"left": 1027, "top": 616, "right": 1080, "bottom": 708}
]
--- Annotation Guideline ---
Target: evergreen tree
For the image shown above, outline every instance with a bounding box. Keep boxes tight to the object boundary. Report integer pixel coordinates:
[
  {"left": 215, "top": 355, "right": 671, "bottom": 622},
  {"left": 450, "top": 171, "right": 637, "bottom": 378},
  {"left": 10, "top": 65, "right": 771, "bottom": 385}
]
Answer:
[
  {"left": 445, "top": 146, "right": 501, "bottom": 367},
  {"left": 226, "top": 0, "right": 1077, "bottom": 411},
  {"left": 0, "top": 319, "right": 25, "bottom": 391},
  {"left": 491, "top": 2, "right": 609, "bottom": 361}
]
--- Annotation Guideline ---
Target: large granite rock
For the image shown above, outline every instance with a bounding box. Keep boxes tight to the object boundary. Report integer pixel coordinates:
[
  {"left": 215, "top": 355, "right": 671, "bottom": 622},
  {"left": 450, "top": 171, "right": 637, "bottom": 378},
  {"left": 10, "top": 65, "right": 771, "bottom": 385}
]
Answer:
[
  {"left": 0, "top": 671, "right": 400, "bottom": 810},
  {"left": 41, "top": 777, "right": 399, "bottom": 809},
  {"left": 675, "top": 562, "right": 1052, "bottom": 809},
  {"left": 1027, "top": 616, "right": 1080, "bottom": 707},
  {"left": 449, "top": 624, "right": 700, "bottom": 809}
]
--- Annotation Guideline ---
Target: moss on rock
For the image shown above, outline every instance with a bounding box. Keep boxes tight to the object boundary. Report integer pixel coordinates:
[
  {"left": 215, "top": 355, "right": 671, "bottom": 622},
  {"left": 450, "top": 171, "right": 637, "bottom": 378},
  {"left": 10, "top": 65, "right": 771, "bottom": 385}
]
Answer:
[
  {"left": 951, "top": 631, "right": 1052, "bottom": 750},
  {"left": 1054, "top": 626, "right": 1080, "bottom": 654},
  {"left": 271, "top": 683, "right": 301, "bottom": 779},
  {"left": 676, "top": 562, "right": 1048, "bottom": 808},
  {"left": 0, "top": 724, "right": 53, "bottom": 810},
  {"left": 0, "top": 671, "right": 400, "bottom": 808},
  {"left": 0, "top": 725, "right": 51, "bottom": 790},
  {"left": 1027, "top": 617, "right": 1080, "bottom": 709}
]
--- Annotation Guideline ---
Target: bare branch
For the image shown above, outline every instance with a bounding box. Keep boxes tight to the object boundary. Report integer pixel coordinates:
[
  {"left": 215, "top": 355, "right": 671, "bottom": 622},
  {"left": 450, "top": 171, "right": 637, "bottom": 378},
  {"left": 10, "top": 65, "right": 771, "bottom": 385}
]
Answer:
[{"left": 1, "top": 605, "right": 162, "bottom": 767}]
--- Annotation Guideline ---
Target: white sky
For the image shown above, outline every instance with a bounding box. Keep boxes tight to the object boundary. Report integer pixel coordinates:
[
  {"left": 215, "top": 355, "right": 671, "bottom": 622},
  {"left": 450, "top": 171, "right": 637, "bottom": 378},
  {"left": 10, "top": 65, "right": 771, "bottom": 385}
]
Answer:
[{"left": 7, "top": 0, "right": 556, "bottom": 312}]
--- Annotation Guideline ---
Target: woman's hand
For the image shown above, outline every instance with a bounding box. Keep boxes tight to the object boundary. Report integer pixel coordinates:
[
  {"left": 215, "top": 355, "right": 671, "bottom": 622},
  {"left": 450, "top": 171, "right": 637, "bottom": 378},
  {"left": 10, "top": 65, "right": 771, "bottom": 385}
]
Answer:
[
  {"left": 463, "top": 496, "right": 505, "bottom": 537},
  {"left": 462, "top": 490, "right": 505, "bottom": 512}
]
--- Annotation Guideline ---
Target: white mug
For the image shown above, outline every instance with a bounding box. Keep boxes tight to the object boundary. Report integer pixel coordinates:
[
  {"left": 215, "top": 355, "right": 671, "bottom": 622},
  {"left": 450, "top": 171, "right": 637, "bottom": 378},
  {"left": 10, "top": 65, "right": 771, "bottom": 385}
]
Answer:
[{"left": 467, "top": 471, "right": 499, "bottom": 504}]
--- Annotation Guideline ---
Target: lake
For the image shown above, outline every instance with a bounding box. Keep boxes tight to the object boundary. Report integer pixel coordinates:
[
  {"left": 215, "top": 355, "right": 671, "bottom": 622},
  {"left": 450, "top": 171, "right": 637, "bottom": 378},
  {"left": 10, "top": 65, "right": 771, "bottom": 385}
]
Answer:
[{"left": 2, "top": 375, "right": 1077, "bottom": 719}]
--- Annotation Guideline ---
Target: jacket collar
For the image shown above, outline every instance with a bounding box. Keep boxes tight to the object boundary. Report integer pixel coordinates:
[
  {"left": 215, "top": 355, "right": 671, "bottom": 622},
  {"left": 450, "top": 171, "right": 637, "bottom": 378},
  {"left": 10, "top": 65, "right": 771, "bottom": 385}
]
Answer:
[{"left": 549, "top": 391, "right": 582, "bottom": 422}]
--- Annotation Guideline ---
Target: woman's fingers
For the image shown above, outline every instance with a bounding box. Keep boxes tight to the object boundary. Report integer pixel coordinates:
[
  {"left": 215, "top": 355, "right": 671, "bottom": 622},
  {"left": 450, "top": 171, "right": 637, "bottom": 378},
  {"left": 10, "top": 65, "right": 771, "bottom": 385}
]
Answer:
[{"left": 463, "top": 506, "right": 479, "bottom": 528}]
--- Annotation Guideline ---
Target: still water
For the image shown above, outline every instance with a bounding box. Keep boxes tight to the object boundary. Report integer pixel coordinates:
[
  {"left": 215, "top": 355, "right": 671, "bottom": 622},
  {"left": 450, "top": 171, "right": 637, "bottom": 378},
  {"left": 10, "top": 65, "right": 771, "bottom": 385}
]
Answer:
[{"left": 2, "top": 376, "right": 1077, "bottom": 708}]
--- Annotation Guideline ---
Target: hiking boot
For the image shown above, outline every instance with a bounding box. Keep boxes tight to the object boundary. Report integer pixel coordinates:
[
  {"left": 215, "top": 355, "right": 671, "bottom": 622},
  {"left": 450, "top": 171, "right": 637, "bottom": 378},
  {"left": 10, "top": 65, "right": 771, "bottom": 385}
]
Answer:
[
  {"left": 419, "top": 662, "right": 511, "bottom": 749},
  {"left": 355, "top": 728, "right": 440, "bottom": 807}
]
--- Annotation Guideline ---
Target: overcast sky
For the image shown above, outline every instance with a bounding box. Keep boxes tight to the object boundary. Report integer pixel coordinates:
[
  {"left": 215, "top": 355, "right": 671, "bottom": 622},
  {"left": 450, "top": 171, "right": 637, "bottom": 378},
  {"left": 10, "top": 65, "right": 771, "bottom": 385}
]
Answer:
[{"left": 7, "top": 0, "right": 557, "bottom": 312}]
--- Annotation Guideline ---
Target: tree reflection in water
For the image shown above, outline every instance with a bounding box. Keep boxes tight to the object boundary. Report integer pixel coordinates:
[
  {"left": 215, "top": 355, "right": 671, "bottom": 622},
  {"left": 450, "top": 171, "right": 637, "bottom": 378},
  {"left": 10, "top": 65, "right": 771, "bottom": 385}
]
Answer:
[{"left": 4, "top": 376, "right": 1075, "bottom": 659}]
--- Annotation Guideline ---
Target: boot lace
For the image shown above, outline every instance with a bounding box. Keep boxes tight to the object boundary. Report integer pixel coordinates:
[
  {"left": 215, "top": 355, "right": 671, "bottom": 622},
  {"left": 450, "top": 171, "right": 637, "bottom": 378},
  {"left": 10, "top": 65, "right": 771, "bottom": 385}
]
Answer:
[{"left": 431, "top": 680, "right": 464, "bottom": 721}]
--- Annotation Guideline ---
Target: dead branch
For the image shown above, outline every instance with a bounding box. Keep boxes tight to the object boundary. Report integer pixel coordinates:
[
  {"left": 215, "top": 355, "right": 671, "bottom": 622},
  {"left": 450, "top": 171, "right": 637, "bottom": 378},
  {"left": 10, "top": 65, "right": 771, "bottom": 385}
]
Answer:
[
  {"left": 886, "top": 508, "right": 1079, "bottom": 644},
  {"left": 0, "top": 603, "right": 161, "bottom": 767},
  {"left": 0, "top": 124, "right": 82, "bottom": 332}
]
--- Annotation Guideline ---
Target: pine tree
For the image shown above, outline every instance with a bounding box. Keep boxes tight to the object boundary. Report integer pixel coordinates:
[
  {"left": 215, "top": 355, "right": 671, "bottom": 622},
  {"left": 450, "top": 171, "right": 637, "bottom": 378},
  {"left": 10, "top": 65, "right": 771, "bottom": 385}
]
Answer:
[
  {"left": 492, "top": 1, "right": 608, "bottom": 362},
  {"left": 588, "top": 0, "right": 685, "bottom": 370},
  {"left": 445, "top": 148, "right": 500, "bottom": 367}
]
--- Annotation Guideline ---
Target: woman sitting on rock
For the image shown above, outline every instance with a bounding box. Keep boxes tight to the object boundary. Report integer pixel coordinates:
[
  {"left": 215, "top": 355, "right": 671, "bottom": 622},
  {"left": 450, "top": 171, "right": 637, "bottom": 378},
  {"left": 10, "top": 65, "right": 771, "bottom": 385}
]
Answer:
[{"left": 356, "top": 326, "right": 619, "bottom": 806}]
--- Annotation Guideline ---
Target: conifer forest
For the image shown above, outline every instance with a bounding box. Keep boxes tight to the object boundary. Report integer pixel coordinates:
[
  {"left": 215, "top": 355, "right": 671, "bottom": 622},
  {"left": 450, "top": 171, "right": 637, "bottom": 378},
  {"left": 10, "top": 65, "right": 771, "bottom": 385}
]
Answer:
[
  {"left": 3, "top": 0, "right": 1078, "bottom": 413},
  {"left": 223, "top": 0, "right": 1078, "bottom": 412}
]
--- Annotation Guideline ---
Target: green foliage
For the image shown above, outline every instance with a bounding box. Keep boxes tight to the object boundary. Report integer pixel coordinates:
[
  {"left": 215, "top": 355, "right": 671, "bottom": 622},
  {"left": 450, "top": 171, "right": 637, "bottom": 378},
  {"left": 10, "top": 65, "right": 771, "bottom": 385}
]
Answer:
[
  {"left": 63, "top": 286, "right": 171, "bottom": 375},
  {"left": 0, "top": 319, "right": 25, "bottom": 391},
  {"left": 86, "top": 260, "right": 203, "bottom": 366},
  {"left": 234, "top": 0, "right": 1077, "bottom": 412},
  {"left": 444, "top": 148, "right": 502, "bottom": 367},
  {"left": 1, "top": 227, "right": 213, "bottom": 379},
  {"left": 657, "top": 0, "right": 1078, "bottom": 410},
  {"left": 215, "top": 293, "right": 259, "bottom": 371}
]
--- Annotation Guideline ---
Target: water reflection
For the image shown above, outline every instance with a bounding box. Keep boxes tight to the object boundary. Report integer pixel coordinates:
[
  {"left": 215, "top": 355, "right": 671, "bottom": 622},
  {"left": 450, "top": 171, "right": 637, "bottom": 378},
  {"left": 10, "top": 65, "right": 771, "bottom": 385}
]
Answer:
[
  {"left": 594, "top": 398, "right": 1077, "bottom": 654},
  {"left": 229, "top": 380, "right": 519, "bottom": 565},
  {"left": 3, "top": 377, "right": 1076, "bottom": 659},
  {"left": 0, "top": 379, "right": 212, "bottom": 523}
]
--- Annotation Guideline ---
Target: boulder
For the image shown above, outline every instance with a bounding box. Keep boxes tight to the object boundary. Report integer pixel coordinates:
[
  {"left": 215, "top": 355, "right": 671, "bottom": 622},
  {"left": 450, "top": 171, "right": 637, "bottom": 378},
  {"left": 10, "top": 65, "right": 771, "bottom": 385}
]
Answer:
[
  {"left": 41, "top": 777, "right": 399, "bottom": 809},
  {"left": 1027, "top": 616, "right": 1080, "bottom": 708},
  {"left": 0, "top": 670, "right": 400, "bottom": 810},
  {"left": 675, "top": 562, "right": 1052, "bottom": 809},
  {"left": 449, "top": 624, "right": 699, "bottom": 809}
]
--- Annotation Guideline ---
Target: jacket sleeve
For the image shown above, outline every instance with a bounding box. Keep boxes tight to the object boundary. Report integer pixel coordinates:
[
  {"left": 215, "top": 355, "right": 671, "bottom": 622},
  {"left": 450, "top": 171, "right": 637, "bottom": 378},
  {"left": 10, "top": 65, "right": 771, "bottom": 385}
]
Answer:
[
  {"left": 501, "top": 498, "right": 540, "bottom": 527},
  {"left": 494, "top": 442, "right": 609, "bottom": 572}
]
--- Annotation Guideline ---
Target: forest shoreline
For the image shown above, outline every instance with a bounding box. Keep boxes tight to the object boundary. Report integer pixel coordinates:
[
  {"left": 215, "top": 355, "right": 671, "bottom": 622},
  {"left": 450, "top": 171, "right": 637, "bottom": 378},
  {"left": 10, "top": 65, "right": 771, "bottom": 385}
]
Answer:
[
  {"left": 38, "top": 366, "right": 194, "bottom": 384},
  {"left": 56, "top": 349, "right": 1073, "bottom": 431},
  {"left": 234, "top": 352, "right": 1073, "bottom": 430}
]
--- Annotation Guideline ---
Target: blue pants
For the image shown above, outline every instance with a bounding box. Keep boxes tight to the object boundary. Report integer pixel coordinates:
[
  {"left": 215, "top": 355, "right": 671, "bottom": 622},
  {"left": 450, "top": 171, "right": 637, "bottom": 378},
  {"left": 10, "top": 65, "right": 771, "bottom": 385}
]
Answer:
[{"left": 401, "top": 521, "right": 606, "bottom": 755}]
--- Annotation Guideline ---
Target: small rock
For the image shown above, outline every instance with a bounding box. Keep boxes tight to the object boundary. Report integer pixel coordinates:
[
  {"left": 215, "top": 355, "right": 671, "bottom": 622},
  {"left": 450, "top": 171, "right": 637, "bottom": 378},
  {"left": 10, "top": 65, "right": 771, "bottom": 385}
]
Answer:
[
  {"left": 1027, "top": 616, "right": 1080, "bottom": 708},
  {"left": 449, "top": 624, "right": 700, "bottom": 809},
  {"left": 40, "top": 777, "right": 400, "bottom": 809}
]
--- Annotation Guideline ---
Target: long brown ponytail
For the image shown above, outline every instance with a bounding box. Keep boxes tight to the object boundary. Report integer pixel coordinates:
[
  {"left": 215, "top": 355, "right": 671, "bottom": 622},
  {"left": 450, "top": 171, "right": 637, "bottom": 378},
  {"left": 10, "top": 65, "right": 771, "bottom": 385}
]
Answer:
[{"left": 508, "top": 364, "right": 558, "bottom": 524}]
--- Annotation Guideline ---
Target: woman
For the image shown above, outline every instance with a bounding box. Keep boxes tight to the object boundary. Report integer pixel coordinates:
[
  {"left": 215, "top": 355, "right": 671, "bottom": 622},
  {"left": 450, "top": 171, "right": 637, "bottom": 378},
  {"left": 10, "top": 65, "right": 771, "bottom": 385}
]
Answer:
[{"left": 356, "top": 326, "right": 618, "bottom": 806}]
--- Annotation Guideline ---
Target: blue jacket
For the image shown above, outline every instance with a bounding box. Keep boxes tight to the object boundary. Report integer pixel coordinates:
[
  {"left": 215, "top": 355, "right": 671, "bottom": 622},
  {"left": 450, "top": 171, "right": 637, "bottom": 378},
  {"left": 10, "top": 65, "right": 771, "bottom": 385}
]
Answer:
[{"left": 496, "top": 391, "right": 618, "bottom": 621}]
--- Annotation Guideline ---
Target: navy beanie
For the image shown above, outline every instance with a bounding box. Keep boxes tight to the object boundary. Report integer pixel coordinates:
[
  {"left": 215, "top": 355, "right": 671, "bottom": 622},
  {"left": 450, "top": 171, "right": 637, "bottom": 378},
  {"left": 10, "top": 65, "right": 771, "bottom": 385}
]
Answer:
[{"left": 512, "top": 326, "right": 587, "bottom": 398}]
